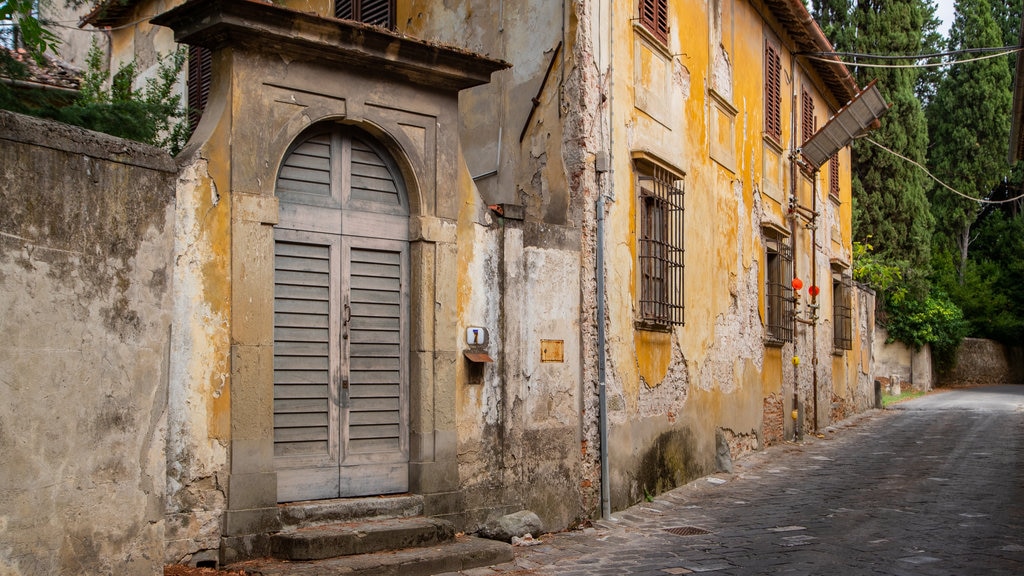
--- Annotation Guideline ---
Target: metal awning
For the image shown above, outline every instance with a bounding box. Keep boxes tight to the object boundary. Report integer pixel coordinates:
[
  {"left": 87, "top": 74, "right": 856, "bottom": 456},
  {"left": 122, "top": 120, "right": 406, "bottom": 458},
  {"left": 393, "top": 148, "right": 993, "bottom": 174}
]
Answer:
[{"left": 800, "top": 80, "right": 890, "bottom": 169}]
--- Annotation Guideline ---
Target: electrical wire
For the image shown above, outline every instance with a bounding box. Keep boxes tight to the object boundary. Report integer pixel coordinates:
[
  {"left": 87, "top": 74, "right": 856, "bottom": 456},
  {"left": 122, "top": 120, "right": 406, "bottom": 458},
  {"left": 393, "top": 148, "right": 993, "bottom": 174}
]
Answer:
[
  {"left": 805, "top": 48, "right": 1024, "bottom": 69},
  {"left": 864, "top": 137, "right": 1024, "bottom": 205},
  {"left": 802, "top": 45, "right": 1024, "bottom": 60}
]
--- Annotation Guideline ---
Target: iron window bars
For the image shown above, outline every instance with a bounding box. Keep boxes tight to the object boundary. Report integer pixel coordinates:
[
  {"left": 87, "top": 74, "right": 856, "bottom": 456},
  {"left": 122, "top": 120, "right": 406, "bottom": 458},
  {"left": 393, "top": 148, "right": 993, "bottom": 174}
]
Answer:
[{"left": 638, "top": 165, "right": 685, "bottom": 328}]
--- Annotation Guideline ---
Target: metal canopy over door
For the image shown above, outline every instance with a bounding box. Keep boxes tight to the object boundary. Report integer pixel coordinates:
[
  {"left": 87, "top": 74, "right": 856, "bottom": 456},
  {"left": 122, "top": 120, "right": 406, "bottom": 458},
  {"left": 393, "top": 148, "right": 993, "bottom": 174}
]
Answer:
[{"left": 273, "top": 126, "right": 410, "bottom": 502}]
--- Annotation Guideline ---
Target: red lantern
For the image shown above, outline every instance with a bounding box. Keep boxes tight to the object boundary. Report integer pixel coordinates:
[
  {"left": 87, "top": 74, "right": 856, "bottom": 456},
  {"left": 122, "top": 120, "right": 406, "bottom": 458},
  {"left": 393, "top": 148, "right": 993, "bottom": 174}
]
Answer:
[
  {"left": 791, "top": 277, "right": 803, "bottom": 291},
  {"left": 808, "top": 285, "right": 820, "bottom": 297}
]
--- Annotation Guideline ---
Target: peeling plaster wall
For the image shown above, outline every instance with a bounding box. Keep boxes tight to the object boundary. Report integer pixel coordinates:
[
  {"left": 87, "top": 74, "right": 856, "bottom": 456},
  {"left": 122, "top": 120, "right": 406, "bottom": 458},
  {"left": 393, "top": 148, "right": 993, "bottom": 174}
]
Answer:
[
  {"left": 0, "top": 112, "right": 175, "bottom": 576},
  {"left": 409, "top": 0, "right": 591, "bottom": 530}
]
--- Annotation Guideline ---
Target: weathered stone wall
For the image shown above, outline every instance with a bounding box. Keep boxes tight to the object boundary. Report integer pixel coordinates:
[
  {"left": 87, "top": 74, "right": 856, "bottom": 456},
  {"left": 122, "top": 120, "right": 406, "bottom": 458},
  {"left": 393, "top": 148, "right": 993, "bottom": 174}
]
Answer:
[
  {"left": 873, "top": 325, "right": 933, "bottom": 391},
  {"left": 939, "top": 338, "right": 1024, "bottom": 386},
  {"left": 0, "top": 111, "right": 176, "bottom": 576}
]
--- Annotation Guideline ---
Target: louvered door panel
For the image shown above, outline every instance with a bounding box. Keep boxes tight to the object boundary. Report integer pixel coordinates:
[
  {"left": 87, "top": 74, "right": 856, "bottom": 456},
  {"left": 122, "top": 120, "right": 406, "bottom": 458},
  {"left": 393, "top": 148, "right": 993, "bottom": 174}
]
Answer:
[
  {"left": 344, "top": 245, "right": 405, "bottom": 457},
  {"left": 277, "top": 134, "right": 335, "bottom": 204},
  {"left": 273, "top": 237, "right": 337, "bottom": 460}
]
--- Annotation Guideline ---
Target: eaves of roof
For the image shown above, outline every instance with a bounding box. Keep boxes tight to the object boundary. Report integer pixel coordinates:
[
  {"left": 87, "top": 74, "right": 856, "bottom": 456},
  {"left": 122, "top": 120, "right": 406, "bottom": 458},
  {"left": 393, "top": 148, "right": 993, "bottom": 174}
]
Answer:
[
  {"left": 762, "top": 0, "right": 859, "bottom": 105},
  {"left": 79, "top": 0, "right": 143, "bottom": 28}
]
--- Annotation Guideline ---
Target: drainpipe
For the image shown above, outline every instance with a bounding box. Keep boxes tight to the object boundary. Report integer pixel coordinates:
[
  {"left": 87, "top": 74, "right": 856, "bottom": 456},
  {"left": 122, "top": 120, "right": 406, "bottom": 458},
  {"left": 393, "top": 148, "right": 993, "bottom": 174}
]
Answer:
[
  {"left": 788, "top": 55, "right": 800, "bottom": 442},
  {"left": 598, "top": 0, "right": 614, "bottom": 521},
  {"left": 810, "top": 173, "right": 819, "bottom": 432}
]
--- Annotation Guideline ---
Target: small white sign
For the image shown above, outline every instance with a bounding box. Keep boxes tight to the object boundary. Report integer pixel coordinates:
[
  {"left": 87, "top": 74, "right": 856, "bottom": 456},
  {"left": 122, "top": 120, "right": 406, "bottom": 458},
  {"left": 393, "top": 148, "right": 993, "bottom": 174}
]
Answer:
[{"left": 466, "top": 326, "right": 488, "bottom": 346}]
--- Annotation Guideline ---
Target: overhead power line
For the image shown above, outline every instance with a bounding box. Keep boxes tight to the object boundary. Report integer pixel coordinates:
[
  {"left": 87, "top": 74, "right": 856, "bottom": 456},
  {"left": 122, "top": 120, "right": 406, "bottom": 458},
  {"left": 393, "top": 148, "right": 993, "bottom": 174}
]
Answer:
[
  {"left": 804, "top": 47, "right": 1024, "bottom": 69},
  {"left": 864, "top": 137, "right": 1024, "bottom": 205}
]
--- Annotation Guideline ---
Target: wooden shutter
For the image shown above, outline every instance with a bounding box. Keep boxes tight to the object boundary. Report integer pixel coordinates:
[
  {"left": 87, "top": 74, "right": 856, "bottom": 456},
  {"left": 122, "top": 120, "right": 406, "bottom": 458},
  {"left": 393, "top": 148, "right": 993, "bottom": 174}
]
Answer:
[
  {"left": 187, "top": 45, "right": 212, "bottom": 132},
  {"left": 830, "top": 153, "right": 840, "bottom": 198},
  {"left": 336, "top": 0, "right": 394, "bottom": 28},
  {"left": 640, "top": 0, "right": 669, "bottom": 43},
  {"left": 764, "top": 41, "right": 782, "bottom": 142},
  {"left": 801, "top": 88, "right": 816, "bottom": 144},
  {"left": 273, "top": 237, "right": 338, "bottom": 459}
]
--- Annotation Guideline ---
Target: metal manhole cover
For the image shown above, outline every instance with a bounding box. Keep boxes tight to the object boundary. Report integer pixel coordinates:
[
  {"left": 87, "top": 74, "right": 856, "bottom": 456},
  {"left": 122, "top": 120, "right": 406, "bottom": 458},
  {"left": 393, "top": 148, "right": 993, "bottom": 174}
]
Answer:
[{"left": 664, "top": 526, "right": 711, "bottom": 536}]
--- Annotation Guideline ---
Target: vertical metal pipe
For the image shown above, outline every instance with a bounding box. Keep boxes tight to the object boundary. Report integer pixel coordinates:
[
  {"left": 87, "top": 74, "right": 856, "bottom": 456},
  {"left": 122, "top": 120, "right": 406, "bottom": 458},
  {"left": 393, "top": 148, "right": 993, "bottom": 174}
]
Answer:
[{"left": 598, "top": 0, "right": 614, "bottom": 521}]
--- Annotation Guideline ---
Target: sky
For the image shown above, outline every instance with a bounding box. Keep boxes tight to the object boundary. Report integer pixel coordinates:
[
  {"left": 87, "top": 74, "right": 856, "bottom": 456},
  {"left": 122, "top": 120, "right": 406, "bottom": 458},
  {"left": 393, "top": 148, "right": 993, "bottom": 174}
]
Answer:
[{"left": 935, "top": 0, "right": 957, "bottom": 36}]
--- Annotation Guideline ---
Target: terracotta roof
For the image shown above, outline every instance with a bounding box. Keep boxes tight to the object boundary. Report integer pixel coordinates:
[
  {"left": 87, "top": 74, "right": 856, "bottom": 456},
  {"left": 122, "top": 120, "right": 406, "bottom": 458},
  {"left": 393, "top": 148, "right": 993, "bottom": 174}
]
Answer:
[
  {"left": 763, "top": 0, "right": 859, "bottom": 104},
  {"left": 3, "top": 48, "right": 81, "bottom": 90}
]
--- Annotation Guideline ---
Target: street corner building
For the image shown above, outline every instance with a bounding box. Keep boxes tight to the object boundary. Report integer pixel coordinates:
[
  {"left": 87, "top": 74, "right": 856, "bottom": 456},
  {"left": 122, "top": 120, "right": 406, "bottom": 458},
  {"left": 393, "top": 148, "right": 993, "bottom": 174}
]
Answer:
[{"left": 0, "top": 0, "right": 879, "bottom": 573}]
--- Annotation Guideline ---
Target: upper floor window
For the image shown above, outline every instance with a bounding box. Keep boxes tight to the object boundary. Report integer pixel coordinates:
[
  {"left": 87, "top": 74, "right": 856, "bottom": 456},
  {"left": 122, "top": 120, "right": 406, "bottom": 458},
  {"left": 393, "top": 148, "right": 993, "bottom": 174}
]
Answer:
[
  {"left": 639, "top": 0, "right": 669, "bottom": 44},
  {"left": 764, "top": 227, "right": 793, "bottom": 345},
  {"left": 336, "top": 0, "right": 395, "bottom": 29},
  {"left": 801, "top": 87, "right": 816, "bottom": 144},
  {"left": 829, "top": 153, "right": 841, "bottom": 199},
  {"left": 187, "top": 45, "right": 212, "bottom": 132},
  {"left": 636, "top": 157, "right": 685, "bottom": 328},
  {"left": 764, "top": 40, "right": 782, "bottom": 143},
  {"left": 832, "top": 269, "right": 853, "bottom": 351}
]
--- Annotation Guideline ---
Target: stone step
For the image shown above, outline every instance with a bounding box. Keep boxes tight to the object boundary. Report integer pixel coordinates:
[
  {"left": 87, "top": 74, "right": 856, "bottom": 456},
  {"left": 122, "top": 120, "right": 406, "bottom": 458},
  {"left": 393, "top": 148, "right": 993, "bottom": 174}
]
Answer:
[
  {"left": 231, "top": 535, "right": 513, "bottom": 576},
  {"left": 271, "top": 517, "right": 455, "bottom": 561},
  {"left": 278, "top": 494, "right": 424, "bottom": 529}
]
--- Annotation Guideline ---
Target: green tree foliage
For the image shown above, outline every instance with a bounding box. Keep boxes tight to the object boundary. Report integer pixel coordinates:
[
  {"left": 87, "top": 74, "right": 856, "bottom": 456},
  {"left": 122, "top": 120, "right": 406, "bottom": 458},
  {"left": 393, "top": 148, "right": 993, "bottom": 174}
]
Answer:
[
  {"left": 853, "top": 242, "right": 968, "bottom": 371},
  {"left": 846, "top": 0, "right": 935, "bottom": 284},
  {"left": 927, "top": 0, "right": 1012, "bottom": 285},
  {"left": 1, "top": 38, "right": 190, "bottom": 154},
  {"left": 811, "top": 0, "right": 856, "bottom": 53}
]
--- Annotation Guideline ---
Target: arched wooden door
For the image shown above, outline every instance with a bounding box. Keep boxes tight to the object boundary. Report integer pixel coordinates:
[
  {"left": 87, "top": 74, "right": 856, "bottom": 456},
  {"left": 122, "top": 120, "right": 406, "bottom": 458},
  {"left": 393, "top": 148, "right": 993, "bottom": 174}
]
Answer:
[{"left": 272, "top": 125, "right": 410, "bottom": 502}]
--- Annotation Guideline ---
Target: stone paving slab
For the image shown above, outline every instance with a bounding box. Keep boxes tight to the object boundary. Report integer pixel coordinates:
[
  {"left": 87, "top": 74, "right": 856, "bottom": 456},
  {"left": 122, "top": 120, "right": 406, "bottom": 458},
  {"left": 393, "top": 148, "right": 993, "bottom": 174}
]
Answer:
[{"left": 436, "top": 392, "right": 1024, "bottom": 575}]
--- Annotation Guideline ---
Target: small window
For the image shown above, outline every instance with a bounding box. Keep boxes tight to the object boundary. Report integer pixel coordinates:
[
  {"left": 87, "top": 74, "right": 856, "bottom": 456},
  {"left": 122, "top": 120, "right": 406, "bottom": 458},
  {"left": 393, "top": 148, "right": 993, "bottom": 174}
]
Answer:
[
  {"left": 801, "top": 88, "right": 816, "bottom": 144},
  {"left": 833, "top": 270, "right": 853, "bottom": 351},
  {"left": 187, "top": 45, "right": 212, "bottom": 133},
  {"left": 829, "top": 153, "right": 840, "bottom": 199},
  {"left": 336, "top": 0, "right": 395, "bottom": 29},
  {"left": 764, "top": 40, "right": 782, "bottom": 143},
  {"left": 636, "top": 160, "right": 685, "bottom": 328},
  {"left": 639, "top": 0, "right": 669, "bottom": 44},
  {"left": 764, "top": 228, "right": 793, "bottom": 345}
]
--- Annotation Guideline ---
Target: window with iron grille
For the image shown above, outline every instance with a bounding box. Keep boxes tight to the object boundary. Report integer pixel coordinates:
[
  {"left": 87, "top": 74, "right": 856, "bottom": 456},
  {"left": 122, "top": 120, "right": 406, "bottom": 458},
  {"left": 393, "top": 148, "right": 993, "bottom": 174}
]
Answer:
[
  {"left": 187, "top": 45, "right": 212, "bottom": 133},
  {"left": 336, "top": 0, "right": 395, "bottom": 29},
  {"left": 764, "top": 40, "right": 782, "bottom": 143},
  {"left": 637, "top": 162, "right": 685, "bottom": 328},
  {"left": 764, "top": 228, "right": 793, "bottom": 345},
  {"left": 833, "top": 270, "right": 853, "bottom": 351},
  {"left": 639, "top": 0, "right": 669, "bottom": 44},
  {"left": 829, "top": 153, "right": 840, "bottom": 199}
]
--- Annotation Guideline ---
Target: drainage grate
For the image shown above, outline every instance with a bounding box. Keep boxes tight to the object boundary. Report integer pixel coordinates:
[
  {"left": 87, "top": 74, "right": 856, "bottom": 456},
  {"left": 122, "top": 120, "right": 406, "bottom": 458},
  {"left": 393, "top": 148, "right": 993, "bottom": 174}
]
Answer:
[{"left": 664, "top": 526, "right": 711, "bottom": 536}]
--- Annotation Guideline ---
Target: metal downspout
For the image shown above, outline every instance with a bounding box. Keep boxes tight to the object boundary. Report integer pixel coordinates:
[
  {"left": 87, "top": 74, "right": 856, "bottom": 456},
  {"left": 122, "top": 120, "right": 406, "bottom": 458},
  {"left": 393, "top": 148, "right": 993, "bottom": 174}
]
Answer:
[
  {"left": 598, "top": 0, "right": 614, "bottom": 521},
  {"left": 789, "top": 54, "right": 800, "bottom": 442},
  {"left": 810, "top": 174, "right": 819, "bottom": 432}
]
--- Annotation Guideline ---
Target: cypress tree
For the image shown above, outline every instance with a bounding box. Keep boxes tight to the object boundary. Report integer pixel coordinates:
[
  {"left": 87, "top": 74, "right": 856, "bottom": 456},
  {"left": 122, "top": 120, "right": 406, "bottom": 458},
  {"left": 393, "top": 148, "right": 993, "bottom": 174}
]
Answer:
[
  {"left": 927, "top": 0, "right": 1012, "bottom": 284},
  {"left": 847, "top": 0, "right": 935, "bottom": 284}
]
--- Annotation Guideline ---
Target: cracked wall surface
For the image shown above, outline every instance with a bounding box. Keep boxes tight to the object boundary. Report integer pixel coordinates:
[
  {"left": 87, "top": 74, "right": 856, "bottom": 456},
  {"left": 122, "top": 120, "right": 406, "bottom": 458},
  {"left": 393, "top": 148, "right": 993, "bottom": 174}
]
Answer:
[{"left": 0, "top": 111, "right": 175, "bottom": 576}]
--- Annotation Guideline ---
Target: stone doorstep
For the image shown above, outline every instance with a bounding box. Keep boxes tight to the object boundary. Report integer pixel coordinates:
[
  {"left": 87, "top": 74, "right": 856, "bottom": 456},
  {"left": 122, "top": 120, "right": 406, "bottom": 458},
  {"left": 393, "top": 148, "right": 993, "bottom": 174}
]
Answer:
[
  {"left": 230, "top": 535, "right": 513, "bottom": 576},
  {"left": 278, "top": 494, "right": 425, "bottom": 529},
  {"left": 272, "top": 517, "right": 456, "bottom": 560}
]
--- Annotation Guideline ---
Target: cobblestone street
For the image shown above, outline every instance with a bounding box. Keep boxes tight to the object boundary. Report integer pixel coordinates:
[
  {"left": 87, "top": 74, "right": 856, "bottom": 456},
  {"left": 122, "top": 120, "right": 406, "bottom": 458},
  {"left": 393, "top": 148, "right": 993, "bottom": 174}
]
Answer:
[{"left": 445, "top": 385, "right": 1024, "bottom": 576}]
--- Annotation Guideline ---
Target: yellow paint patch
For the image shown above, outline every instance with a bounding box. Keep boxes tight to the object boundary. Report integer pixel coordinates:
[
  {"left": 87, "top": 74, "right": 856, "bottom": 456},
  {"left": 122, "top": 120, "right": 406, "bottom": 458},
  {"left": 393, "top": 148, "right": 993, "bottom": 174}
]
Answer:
[{"left": 635, "top": 329, "right": 672, "bottom": 387}]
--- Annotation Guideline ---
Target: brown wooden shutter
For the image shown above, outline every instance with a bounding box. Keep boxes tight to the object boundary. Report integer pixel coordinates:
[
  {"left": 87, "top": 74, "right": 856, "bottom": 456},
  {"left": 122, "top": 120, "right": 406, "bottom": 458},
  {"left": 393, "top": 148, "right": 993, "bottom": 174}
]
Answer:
[
  {"left": 336, "top": 0, "right": 394, "bottom": 29},
  {"left": 640, "top": 0, "right": 669, "bottom": 43},
  {"left": 801, "top": 88, "right": 816, "bottom": 145},
  {"left": 830, "top": 153, "right": 840, "bottom": 198},
  {"left": 187, "top": 45, "right": 212, "bottom": 132},
  {"left": 764, "top": 41, "right": 782, "bottom": 142}
]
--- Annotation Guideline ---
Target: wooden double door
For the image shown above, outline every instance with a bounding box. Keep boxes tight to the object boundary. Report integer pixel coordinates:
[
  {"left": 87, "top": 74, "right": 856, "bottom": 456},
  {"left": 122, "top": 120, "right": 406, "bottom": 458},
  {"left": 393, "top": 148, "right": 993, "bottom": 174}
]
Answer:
[{"left": 272, "top": 126, "right": 410, "bottom": 502}]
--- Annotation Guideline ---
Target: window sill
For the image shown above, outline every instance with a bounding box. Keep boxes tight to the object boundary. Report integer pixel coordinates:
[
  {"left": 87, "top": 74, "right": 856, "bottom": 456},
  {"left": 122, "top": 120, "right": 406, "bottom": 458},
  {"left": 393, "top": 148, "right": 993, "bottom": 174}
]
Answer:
[{"left": 634, "top": 319, "right": 676, "bottom": 333}]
